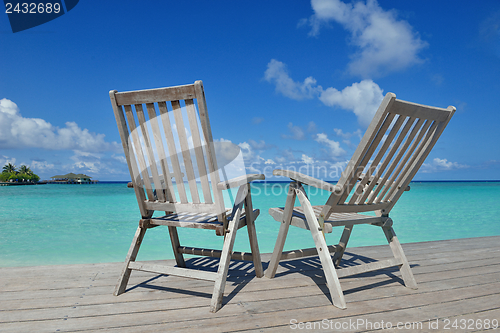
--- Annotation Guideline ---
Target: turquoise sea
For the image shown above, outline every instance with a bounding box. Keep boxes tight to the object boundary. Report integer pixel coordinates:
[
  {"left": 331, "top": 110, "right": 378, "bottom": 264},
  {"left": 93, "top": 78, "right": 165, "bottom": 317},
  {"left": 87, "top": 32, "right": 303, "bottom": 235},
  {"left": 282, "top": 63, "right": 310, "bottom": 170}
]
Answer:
[{"left": 1, "top": 181, "right": 499, "bottom": 267}]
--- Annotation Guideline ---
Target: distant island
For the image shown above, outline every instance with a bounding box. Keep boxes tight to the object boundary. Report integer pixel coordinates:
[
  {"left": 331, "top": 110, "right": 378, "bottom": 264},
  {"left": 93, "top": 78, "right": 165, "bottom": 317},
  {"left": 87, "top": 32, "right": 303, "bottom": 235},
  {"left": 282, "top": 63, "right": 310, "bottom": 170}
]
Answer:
[
  {"left": 0, "top": 163, "right": 40, "bottom": 186},
  {"left": 0, "top": 165, "right": 99, "bottom": 186},
  {"left": 48, "top": 173, "right": 98, "bottom": 184}
]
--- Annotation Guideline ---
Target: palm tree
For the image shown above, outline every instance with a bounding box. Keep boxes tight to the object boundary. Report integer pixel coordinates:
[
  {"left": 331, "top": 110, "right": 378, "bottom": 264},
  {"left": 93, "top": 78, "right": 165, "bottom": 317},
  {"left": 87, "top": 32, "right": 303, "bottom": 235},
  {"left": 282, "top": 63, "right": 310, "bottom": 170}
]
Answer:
[
  {"left": 2, "top": 163, "right": 16, "bottom": 173},
  {"left": 19, "top": 165, "right": 33, "bottom": 175}
]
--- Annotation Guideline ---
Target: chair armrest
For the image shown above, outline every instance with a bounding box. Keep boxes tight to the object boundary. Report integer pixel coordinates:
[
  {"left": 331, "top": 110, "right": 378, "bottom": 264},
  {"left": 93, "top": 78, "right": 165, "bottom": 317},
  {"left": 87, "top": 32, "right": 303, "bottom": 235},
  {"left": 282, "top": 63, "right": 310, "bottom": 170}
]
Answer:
[
  {"left": 273, "top": 169, "right": 340, "bottom": 192},
  {"left": 217, "top": 174, "right": 265, "bottom": 190}
]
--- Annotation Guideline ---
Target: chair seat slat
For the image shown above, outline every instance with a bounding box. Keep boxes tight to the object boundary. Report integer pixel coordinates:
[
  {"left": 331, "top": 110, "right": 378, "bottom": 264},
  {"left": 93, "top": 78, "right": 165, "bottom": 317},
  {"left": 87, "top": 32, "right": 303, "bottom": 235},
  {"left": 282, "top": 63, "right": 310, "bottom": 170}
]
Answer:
[{"left": 146, "top": 208, "right": 259, "bottom": 233}]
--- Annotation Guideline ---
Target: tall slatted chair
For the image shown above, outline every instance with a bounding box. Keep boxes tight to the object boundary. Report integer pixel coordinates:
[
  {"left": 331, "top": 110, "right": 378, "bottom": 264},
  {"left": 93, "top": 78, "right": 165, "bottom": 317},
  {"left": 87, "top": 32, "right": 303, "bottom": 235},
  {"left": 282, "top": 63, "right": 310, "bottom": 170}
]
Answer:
[
  {"left": 265, "top": 93, "right": 455, "bottom": 309},
  {"left": 109, "top": 81, "right": 264, "bottom": 312}
]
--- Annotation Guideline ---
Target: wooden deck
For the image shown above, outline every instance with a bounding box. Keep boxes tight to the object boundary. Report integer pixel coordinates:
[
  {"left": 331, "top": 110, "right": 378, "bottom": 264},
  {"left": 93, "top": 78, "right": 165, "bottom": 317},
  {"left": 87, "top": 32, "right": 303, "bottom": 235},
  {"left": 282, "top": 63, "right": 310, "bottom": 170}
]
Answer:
[{"left": 1, "top": 236, "right": 499, "bottom": 332}]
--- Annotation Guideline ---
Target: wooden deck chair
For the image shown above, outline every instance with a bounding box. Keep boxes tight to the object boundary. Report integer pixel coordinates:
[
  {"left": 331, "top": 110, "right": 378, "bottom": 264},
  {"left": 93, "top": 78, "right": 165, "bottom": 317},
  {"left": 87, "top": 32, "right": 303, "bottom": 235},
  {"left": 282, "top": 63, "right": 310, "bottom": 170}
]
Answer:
[
  {"left": 265, "top": 93, "right": 455, "bottom": 309},
  {"left": 109, "top": 81, "right": 264, "bottom": 312}
]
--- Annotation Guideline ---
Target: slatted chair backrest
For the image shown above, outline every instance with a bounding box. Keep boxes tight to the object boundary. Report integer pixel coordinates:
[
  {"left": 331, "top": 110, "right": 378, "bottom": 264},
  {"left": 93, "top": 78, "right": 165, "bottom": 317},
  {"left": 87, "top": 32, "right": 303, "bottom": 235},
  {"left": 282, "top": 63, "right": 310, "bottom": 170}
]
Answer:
[
  {"left": 109, "top": 81, "right": 226, "bottom": 220},
  {"left": 324, "top": 93, "right": 455, "bottom": 217}
]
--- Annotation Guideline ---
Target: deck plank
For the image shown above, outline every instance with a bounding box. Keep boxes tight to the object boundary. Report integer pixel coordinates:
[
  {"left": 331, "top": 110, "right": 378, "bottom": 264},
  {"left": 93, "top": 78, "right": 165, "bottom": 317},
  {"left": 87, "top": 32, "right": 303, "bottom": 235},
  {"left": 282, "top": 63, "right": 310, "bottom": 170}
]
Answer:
[{"left": 0, "top": 236, "right": 499, "bottom": 332}]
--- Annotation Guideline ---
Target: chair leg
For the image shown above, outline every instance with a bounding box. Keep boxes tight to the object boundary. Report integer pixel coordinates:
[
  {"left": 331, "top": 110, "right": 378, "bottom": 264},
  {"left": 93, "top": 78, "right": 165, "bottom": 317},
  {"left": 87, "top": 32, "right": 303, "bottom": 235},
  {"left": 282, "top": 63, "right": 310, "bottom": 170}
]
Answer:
[
  {"left": 168, "top": 226, "right": 186, "bottom": 268},
  {"left": 333, "top": 225, "right": 353, "bottom": 267},
  {"left": 210, "top": 185, "right": 247, "bottom": 312},
  {"left": 114, "top": 225, "right": 147, "bottom": 296},
  {"left": 244, "top": 186, "right": 263, "bottom": 278},
  {"left": 265, "top": 182, "right": 298, "bottom": 278},
  {"left": 296, "top": 188, "right": 347, "bottom": 309},
  {"left": 383, "top": 226, "right": 418, "bottom": 289}
]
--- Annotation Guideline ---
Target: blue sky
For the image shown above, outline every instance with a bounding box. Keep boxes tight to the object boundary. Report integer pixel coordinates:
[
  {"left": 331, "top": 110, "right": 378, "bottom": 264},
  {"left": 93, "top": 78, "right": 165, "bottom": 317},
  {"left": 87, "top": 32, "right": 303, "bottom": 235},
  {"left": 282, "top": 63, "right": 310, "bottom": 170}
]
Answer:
[{"left": 1, "top": 0, "right": 500, "bottom": 181}]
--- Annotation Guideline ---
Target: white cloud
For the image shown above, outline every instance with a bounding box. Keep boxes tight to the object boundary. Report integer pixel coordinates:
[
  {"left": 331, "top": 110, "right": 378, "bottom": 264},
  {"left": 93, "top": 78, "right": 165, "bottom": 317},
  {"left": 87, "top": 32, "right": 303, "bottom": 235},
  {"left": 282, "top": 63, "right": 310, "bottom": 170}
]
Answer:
[
  {"left": 307, "top": 121, "right": 317, "bottom": 132},
  {"left": 301, "top": 154, "right": 314, "bottom": 164},
  {"left": 238, "top": 141, "right": 266, "bottom": 166},
  {"left": 264, "top": 59, "right": 321, "bottom": 100},
  {"left": 0, "top": 155, "right": 16, "bottom": 167},
  {"left": 307, "top": 0, "right": 427, "bottom": 78},
  {"left": 111, "top": 154, "right": 127, "bottom": 164},
  {"left": 334, "top": 128, "right": 362, "bottom": 139},
  {"left": 69, "top": 150, "right": 104, "bottom": 174},
  {"left": 334, "top": 128, "right": 362, "bottom": 148},
  {"left": 248, "top": 139, "right": 274, "bottom": 150},
  {"left": 264, "top": 59, "right": 384, "bottom": 127},
  {"left": 422, "top": 158, "right": 469, "bottom": 173},
  {"left": 238, "top": 141, "right": 253, "bottom": 160},
  {"left": 315, "top": 133, "right": 346, "bottom": 159},
  {"left": 282, "top": 122, "right": 306, "bottom": 140},
  {"left": 49, "top": 150, "right": 130, "bottom": 178},
  {"left": 212, "top": 138, "right": 243, "bottom": 169},
  {"left": 480, "top": 10, "right": 500, "bottom": 58},
  {"left": 0, "top": 98, "right": 121, "bottom": 153},
  {"left": 30, "top": 160, "right": 55, "bottom": 172},
  {"left": 252, "top": 117, "right": 264, "bottom": 124},
  {"left": 275, "top": 149, "right": 297, "bottom": 164},
  {"left": 319, "top": 80, "right": 384, "bottom": 127},
  {"left": 264, "top": 159, "right": 276, "bottom": 165},
  {"left": 431, "top": 74, "right": 444, "bottom": 86}
]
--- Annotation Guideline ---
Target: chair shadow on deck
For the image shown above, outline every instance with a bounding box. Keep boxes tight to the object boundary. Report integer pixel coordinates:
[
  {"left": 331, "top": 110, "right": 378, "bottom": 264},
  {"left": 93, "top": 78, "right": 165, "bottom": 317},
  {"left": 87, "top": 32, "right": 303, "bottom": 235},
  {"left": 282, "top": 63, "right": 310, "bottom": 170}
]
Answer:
[
  {"left": 123, "top": 256, "right": 262, "bottom": 306},
  {"left": 273, "top": 251, "right": 420, "bottom": 302}
]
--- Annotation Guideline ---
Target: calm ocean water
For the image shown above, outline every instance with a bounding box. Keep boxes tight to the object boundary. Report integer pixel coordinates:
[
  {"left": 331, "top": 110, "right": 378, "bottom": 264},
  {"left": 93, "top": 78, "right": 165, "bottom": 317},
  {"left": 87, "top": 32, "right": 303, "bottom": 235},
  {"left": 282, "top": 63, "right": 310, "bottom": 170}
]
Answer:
[{"left": 1, "top": 181, "right": 499, "bottom": 267}]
